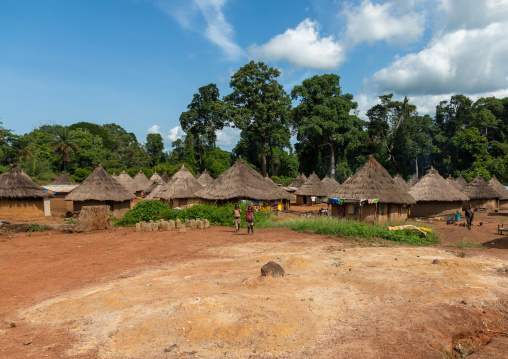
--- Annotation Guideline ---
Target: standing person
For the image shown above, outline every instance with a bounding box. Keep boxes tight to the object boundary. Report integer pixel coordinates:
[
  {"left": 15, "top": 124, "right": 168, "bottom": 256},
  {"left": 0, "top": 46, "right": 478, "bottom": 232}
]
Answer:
[
  {"left": 246, "top": 205, "right": 255, "bottom": 235},
  {"left": 233, "top": 204, "right": 241, "bottom": 232},
  {"left": 465, "top": 204, "right": 474, "bottom": 230}
]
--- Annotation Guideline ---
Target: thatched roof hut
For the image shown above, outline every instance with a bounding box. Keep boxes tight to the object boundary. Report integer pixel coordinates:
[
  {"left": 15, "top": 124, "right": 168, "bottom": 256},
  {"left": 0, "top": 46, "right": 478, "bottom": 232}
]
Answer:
[
  {"left": 0, "top": 164, "right": 53, "bottom": 199},
  {"left": 393, "top": 174, "right": 411, "bottom": 192},
  {"left": 150, "top": 172, "right": 162, "bottom": 182},
  {"left": 49, "top": 172, "right": 76, "bottom": 186},
  {"left": 161, "top": 172, "right": 170, "bottom": 183},
  {"left": 322, "top": 176, "right": 341, "bottom": 195},
  {"left": 456, "top": 174, "right": 468, "bottom": 189},
  {"left": 149, "top": 166, "right": 203, "bottom": 207},
  {"left": 133, "top": 171, "right": 150, "bottom": 192},
  {"left": 407, "top": 174, "right": 419, "bottom": 187},
  {"left": 196, "top": 157, "right": 292, "bottom": 201},
  {"left": 330, "top": 155, "right": 416, "bottom": 204},
  {"left": 66, "top": 165, "right": 134, "bottom": 202},
  {"left": 488, "top": 175, "right": 508, "bottom": 200},
  {"left": 445, "top": 175, "right": 463, "bottom": 191},
  {"left": 462, "top": 175, "right": 499, "bottom": 200},
  {"left": 295, "top": 173, "right": 328, "bottom": 197},
  {"left": 196, "top": 169, "right": 214, "bottom": 186},
  {"left": 409, "top": 169, "right": 469, "bottom": 202},
  {"left": 289, "top": 173, "right": 306, "bottom": 188},
  {"left": 112, "top": 172, "right": 119, "bottom": 178},
  {"left": 115, "top": 171, "right": 137, "bottom": 195}
]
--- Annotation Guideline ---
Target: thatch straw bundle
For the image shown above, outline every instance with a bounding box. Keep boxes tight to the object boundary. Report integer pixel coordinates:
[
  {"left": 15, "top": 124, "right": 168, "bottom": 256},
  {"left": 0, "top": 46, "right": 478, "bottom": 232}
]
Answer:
[
  {"left": 0, "top": 164, "right": 53, "bottom": 199},
  {"left": 49, "top": 172, "right": 76, "bottom": 186},
  {"left": 295, "top": 172, "right": 328, "bottom": 197},
  {"left": 322, "top": 176, "right": 341, "bottom": 195},
  {"left": 445, "top": 175, "right": 463, "bottom": 191},
  {"left": 289, "top": 173, "right": 306, "bottom": 188},
  {"left": 112, "top": 173, "right": 119, "bottom": 178},
  {"left": 407, "top": 174, "right": 419, "bottom": 187},
  {"left": 462, "top": 175, "right": 500, "bottom": 200},
  {"left": 330, "top": 155, "right": 416, "bottom": 204},
  {"left": 488, "top": 175, "right": 508, "bottom": 200},
  {"left": 196, "top": 170, "right": 214, "bottom": 186},
  {"left": 133, "top": 171, "right": 150, "bottom": 191},
  {"left": 65, "top": 165, "right": 134, "bottom": 202},
  {"left": 150, "top": 172, "right": 162, "bottom": 182},
  {"left": 115, "top": 171, "right": 137, "bottom": 194},
  {"left": 196, "top": 157, "right": 292, "bottom": 201},
  {"left": 456, "top": 174, "right": 468, "bottom": 189},
  {"left": 393, "top": 174, "right": 411, "bottom": 192},
  {"left": 409, "top": 168, "right": 469, "bottom": 202},
  {"left": 161, "top": 172, "right": 170, "bottom": 182},
  {"left": 149, "top": 165, "right": 202, "bottom": 200}
]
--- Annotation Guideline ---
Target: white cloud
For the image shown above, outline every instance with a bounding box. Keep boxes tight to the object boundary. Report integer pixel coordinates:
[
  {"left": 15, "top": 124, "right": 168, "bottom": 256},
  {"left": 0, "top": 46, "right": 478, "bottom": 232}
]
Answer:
[
  {"left": 216, "top": 127, "right": 241, "bottom": 147},
  {"left": 248, "top": 19, "right": 345, "bottom": 70},
  {"left": 368, "top": 22, "right": 508, "bottom": 96},
  {"left": 166, "top": 126, "right": 185, "bottom": 142},
  {"left": 343, "top": 0, "right": 425, "bottom": 46},
  {"left": 438, "top": 0, "right": 508, "bottom": 32},
  {"left": 147, "top": 125, "right": 160, "bottom": 134},
  {"left": 157, "top": 0, "right": 244, "bottom": 60}
]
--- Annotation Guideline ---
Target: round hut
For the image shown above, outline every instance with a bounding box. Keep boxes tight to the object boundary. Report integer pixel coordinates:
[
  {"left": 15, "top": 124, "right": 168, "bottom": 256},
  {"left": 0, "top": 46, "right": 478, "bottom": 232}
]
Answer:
[
  {"left": 196, "top": 157, "right": 292, "bottom": 211},
  {"left": 0, "top": 164, "right": 54, "bottom": 217},
  {"left": 461, "top": 175, "right": 499, "bottom": 210},
  {"left": 445, "top": 175, "right": 463, "bottom": 191},
  {"left": 49, "top": 172, "right": 76, "bottom": 186},
  {"left": 488, "top": 175, "right": 508, "bottom": 210},
  {"left": 329, "top": 155, "right": 416, "bottom": 224},
  {"left": 150, "top": 172, "right": 162, "bottom": 182},
  {"left": 289, "top": 173, "right": 306, "bottom": 189},
  {"left": 115, "top": 171, "right": 138, "bottom": 196},
  {"left": 45, "top": 172, "right": 78, "bottom": 216},
  {"left": 65, "top": 164, "right": 134, "bottom": 217},
  {"left": 161, "top": 172, "right": 170, "bottom": 183},
  {"left": 456, "top": 174, "right": 468, "bottom": 189},
  {"left": 294, "top": 172, "right": 328, "bottom": 205},
  {"left": 407, "top": 174, "right": 419, "bottom": 187},
  {"left": 393, "top": 174, "right": 411, "bottom": 192},
  {"left": 133, "top": 171, "right": 150, "bottom": 196},
  {"left": 196, "top": 170, "right": 214, "bottom": 186},
  {"left": 148, "top": 165, "right": 202, "bottom": 208},
  {"left": 408, "top": 168, "right": 469, "bottom": 217},
  {"left": 322, "top": 176, "right": 341, "bottom": 198}
]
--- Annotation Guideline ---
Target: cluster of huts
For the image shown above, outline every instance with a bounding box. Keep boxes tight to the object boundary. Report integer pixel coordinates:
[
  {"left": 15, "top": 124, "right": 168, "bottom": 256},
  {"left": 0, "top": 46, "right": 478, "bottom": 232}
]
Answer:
[{"left": 1, "top": 154, "right": 507, "bottom": 225}]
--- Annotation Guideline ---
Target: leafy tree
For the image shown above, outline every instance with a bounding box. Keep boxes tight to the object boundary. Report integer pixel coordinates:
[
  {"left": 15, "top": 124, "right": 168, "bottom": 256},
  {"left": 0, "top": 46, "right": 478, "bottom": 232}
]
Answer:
[
  {"left": 145, "top": 133, "right": 165, "bottom": 166},
  {"left": 226, "top": 61, "right": 291, "bottom": 177},
  {"left": 203, "top": 147, "right": 231, "bottom": 178},
  {"left": 51, "top": 126, "right": 80, "bottom": 171}
]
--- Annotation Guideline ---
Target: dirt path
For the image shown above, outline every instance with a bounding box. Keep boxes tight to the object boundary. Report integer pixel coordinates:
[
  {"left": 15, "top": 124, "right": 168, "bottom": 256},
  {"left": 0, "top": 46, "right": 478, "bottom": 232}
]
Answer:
[{"left": 1, "top": 217, "right": 508, "bottom": 358}]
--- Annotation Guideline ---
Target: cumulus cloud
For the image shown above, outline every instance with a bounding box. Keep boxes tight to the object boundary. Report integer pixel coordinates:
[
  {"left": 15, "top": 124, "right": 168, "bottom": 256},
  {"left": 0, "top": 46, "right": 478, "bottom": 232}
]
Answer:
[
  {"left": 438, "top": 0, "right": 508, "bottom": 32},
  {"left": 147, "top": 125, "right": 160, "bottom": 134},
  {"left": 166, "top": 126, "right": 185, "bottom": 142},
  {"left": 248, "top": 19, "right": 345, "bottom": 70},
  {"left": 157, "top": 0, "right": 244, "bottom": 59},
  {"left": 216, "top": 127, "right": 241, "bottom": 147},
  {"left": 343, "top": 0, "right": 425, "bottom": 46}
]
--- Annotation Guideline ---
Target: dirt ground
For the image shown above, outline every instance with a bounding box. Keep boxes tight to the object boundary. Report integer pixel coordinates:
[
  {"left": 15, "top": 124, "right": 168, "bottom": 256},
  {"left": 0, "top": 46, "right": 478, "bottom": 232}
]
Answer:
[{"left": 1, "top": 208, "right": 508, "bottom": 358}]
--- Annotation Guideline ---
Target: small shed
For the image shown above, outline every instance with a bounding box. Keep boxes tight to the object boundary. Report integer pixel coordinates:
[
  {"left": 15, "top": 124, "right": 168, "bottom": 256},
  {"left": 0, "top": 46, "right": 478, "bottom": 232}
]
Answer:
[{"left": 294, "top": 172, "right": 328, "bottom": 205}]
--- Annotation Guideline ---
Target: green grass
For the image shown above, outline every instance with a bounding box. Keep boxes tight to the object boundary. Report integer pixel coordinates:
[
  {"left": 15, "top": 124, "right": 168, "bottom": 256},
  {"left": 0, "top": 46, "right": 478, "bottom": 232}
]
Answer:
[
  {"left": 271, "top": 216, "right": 439, "bottom": 246},
  {"left": 447, "top": 239, "right": 484, "bottom": 248}
]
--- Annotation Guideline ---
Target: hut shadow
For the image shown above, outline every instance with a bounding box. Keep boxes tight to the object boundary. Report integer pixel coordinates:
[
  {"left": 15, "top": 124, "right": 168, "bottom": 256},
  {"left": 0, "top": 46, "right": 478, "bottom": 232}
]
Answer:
[
  {"left": 487, "top": 212, "right": 508, "bottom": 217},
  {"left": 482, "top": 237, "right": 508, "bottom": 249}
]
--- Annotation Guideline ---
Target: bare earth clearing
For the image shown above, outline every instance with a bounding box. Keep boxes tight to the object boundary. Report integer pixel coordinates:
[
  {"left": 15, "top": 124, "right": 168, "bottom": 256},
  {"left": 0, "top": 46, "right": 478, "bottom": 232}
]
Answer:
[{"left": 1, "top": 208, "right": 508, "bottom": 358}]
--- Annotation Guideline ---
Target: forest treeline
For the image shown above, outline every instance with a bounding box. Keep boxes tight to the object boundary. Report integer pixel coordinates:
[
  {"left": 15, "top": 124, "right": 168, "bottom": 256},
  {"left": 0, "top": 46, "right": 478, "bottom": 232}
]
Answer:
[{"left": 1, "top": 61, "right": 507, "bottom": 185}]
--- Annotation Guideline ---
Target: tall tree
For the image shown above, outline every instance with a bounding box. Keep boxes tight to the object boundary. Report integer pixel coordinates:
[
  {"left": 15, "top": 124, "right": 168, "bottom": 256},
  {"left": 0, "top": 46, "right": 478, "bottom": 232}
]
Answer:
[
  {"left": 145, "top": 133, "right": 165, "bottom": 166},
  {"left": 51, "top": 126, "right": 80, "bottom": 171},
  {"left": 179, "top": 84, "right": 228, "bottom": 149},
  {"left": 226, "top": 61, "right": 291, "bottom": 177},
  {"left": 291, "top": 74, "right": 360, "bottom": 177}
]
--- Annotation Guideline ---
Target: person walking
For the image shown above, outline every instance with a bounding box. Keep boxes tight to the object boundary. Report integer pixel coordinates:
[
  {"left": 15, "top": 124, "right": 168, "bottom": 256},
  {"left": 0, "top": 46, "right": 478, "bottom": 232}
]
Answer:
[
  {"left": 233, "top": 204, "right": 241, "bottom": 232},
  {"left": 246, "top": 205, "right": 255, "bottom": 235},
  {"left": 465, "top": 204, "right": 474, "bottom": 230}
]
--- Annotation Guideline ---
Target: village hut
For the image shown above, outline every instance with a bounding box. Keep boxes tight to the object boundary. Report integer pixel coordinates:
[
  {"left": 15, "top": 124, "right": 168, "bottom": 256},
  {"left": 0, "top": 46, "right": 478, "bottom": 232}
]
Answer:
[
  {"left": 407, "top": 174, "right": 419, "bottom": 187},
  {"left": 408, "top": 168, "right": 469, "bottom": 217},
  {"left": 322, "top": 176, "right": 341, "bottom": 197},
  {"left": 150, "top": 172, "right": 162, "bottom": 182},
  {"left": 393, "top": 174, "right": 411, "bottom": 192},
  {"left": 196, "top": 169, "right": 214, "bottom": 186},
  {"left": 112, "top": 172, "right": 119, "bottom": 178},
  {"left": 133, "top": 171, "right": 150, "bottom": 196},
  {"left": 445, "top": 175, "right": 463, "bottom": 191},
  {"left": 115, "top": 171, "right": 138, "bottom": 196},
  {"left": 329, "top": 155, "right": 416, "bottom": 224},
  {"left": 65, "top": 164, "right": 134, "bottom": 216},
  {"left": 456, "top": 174, "right": 468, "bottom": 189},
  {"left": 294, "top": 172, "right": 328, "bottom": 205},
  {"left": 461, "top": 175, "right": 500, "bottom": 210},
  {"left": 45, "top": 172, "right": 77, "bottom": 216},
  {"left": 196, "top": 157, "right": 292, "bottom": 211},
  {"left": 488, "top": 175, "right": 508, "bottom": 210},
  {"left": 289, "top": 173, "right": 306, "bottom": 189},
  {"left": 148, "top": 165, "right": 203, "bottom": 208},
  {"left": 161, "top": 172, "right": 170, "bottom": 183},
  {"left": 0, "top": 164, "right": 54, "bottom": 217}
]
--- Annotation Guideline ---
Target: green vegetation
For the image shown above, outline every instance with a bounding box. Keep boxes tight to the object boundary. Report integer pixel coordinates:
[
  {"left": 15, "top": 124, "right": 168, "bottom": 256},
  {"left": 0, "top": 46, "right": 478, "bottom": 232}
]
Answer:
[{"left": 447, "top": 240, "right": 484, "bottom": 248}]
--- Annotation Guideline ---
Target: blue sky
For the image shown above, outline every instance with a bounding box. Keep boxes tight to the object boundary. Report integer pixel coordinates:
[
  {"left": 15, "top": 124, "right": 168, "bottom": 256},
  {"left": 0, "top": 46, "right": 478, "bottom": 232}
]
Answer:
[{"left": 1, "top": 0, "right": 508, "bottom": 151}]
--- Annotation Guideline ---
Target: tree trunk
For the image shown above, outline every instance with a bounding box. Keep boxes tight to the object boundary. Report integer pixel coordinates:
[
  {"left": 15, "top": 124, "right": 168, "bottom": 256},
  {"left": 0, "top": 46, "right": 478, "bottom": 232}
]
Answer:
[
  {"left": 211, "top": 119, "right": 216, "bottom": 149},
  {"left": 415, "top": 152, "right": 418, "bottom": 178},
  {"left": 329, "top": 142, "right": 335, "bottom": 177},
  {"left": 269, "top": 133, "right": 275, "bottom": 177},
  {"left": 260, "top": 134, "right": 267, "bottom": 177}
]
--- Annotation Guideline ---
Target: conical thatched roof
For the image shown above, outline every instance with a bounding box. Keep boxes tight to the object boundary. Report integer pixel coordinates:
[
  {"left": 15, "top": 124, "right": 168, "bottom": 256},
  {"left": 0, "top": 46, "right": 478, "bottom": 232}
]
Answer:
[
  {"left": 115, "top": 171, "right": 137, "bottom": 194},
  {"left": 445, "top": 175, "right": 463, "bottom": 191},
  {"left": 407, "top": 174, "right": 419, "bottom": 187},
  {"left": 289, "top": 173, "right": 306, "bottom": 188},
  {"left": 462, "top": 175, "right": 500, "bottom": 200},
  {"left": 393, "top": 174, "right": 411, "bottom": 192},
  {"left": 488, "top": 175, "right": 508, "bottom": 200},
  {"left": 65, "top": 165, "right": 134, "bottom": 202},
  {"left": 133, "top": 171, "right": 150, "bottom": 192},
  {"left": 409, "top": 168, "right": 469, "bottom": 202},
  {"left": 0, "top": 164, "right": 53, "bottom": 199},
  {"left": 456, "top": 174, "right": 468, "bottom": 189},
  {"left": 196, "top": 157, "right": 292, "bottom": 201},
  {"left": 112, "top": 172, "right": 119, "bottom": 178},
  {"left": 330, "top": 155, "right": 416, "bottom": 204},
  {"left": 322, "top": 176, "right": 341, "bottom": 195},
  {"left": 196, "top": 170, "right": 214, "bottom": 186},
  {"left": 161, "top": 172, "right": 170, "bottom": 183},
  {"left": 150, "top": 172, "right": 162, "bottom": 182},
  {"left": 295, "top": 173, "right": 328, "bottom": 196},
  {"left": 149, "top": 165, "right": 203, "bottom": 200},
  {"left": 49, "top": 172, "right": 76, "bottom": 186}
]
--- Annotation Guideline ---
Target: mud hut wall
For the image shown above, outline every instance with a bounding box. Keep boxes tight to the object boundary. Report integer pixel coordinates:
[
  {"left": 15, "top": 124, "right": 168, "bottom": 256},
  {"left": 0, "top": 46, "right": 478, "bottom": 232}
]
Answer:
[
  {"left": 296, "top": 195, "right": 313, "bottom": 205},
  {"left": 462, "top": 199, "right": 497, "bottom": 211},
  {"left": 73, "top": 200, "right": 131, "bottom": 217},
  {"left": 111, "top": 201, "right": 131, "bottom": 217},
  {"left": 0, "top": 199, "right": 46, "bottom": 217},
  {"left": 410, "top": 201, "right": 462, "bottom": 218},
  {"left": 499, "top": 199, "right": 508, "bottom": 210},
  {"left": 50, "top": 194, "right": 74, "bottom": 215},
  {"left": 388, "top": 204, "right": 407, "bottom": 222}
]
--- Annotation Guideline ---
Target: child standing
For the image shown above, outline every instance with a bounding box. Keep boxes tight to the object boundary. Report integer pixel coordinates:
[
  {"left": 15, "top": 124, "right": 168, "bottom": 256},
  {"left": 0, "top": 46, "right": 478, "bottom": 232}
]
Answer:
[
  {"left": 233, "top": 204, "right": 241, "bottom": 232},
  {"left": 246, "top": 205, "right": 255, "bottom": 235}
]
